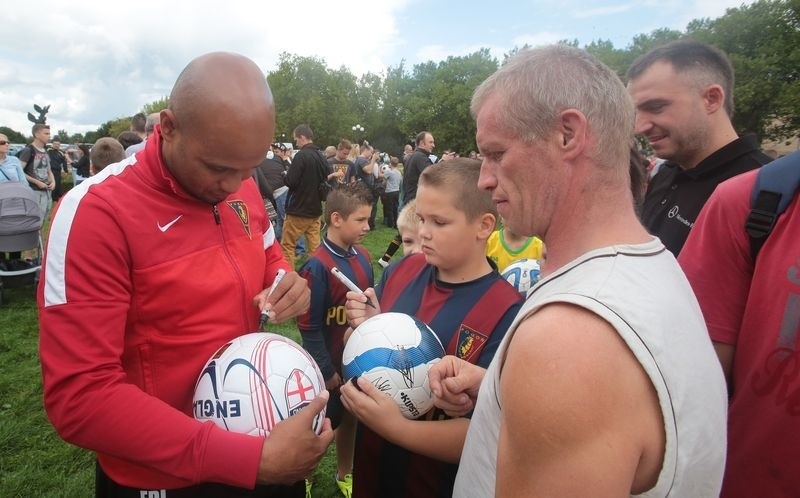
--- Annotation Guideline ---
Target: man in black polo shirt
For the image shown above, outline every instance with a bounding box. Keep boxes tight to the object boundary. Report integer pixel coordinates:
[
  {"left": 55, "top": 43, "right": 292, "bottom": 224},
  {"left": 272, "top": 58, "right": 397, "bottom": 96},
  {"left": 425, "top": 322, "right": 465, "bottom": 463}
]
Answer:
[{"left": 627, "top": 40, "right": 771, "bottom": 256}]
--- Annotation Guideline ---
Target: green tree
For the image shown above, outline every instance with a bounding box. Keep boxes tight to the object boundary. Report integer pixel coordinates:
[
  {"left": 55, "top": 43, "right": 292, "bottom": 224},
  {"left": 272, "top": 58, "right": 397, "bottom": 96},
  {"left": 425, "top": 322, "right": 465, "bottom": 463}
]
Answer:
[
  {"left": 84, "top": 117, "right": 129, "bottom": 144},
  {"left": 267, "top": 53, "right": 361, "bottom": 147},
  {"left": 83, "top": 130, "right": 102, "bottom": 144},
  {"left": 687, "top": 0, "right": 800, "bottom": 140},
  {"left": 142, "top": 97, "right": 169, "bottom": 115},
  {"left": 402, "top": 49, "right": 498, "bottom": 153},
  {"left": 0, "top": 126, "right": 27, "bottom": 143},
  {"left": 585, "top": 39, "right": 632, "bottom": 79},
  {"left": 107, "top": 118, "right": 132, "bottom": 140},
  {"left": 54, "top": 129, "right": 70, "bottom": 142}
]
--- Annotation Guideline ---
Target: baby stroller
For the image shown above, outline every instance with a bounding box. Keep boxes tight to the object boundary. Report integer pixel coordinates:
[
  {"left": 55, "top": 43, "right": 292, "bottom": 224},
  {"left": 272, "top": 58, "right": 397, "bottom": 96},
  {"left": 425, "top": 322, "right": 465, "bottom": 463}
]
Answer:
[{"left": 0, "top": 182, "right": 44, "bottom": 304}]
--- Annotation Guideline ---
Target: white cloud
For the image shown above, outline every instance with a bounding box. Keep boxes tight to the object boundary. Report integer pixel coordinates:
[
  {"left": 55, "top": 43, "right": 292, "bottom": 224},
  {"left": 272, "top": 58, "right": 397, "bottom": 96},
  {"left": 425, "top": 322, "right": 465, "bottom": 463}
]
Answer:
[
  {"left": 0, "top": 0, "right": 411, "bottom": 136},
  {"left": 0, "top": 0, "right": 761, "bottom": 137},
  {"left": 512, "top": 31, "right": 571, "bottom": 48},
  {"left": 573, "top": 3, "right": 635, "bottom": 18}
]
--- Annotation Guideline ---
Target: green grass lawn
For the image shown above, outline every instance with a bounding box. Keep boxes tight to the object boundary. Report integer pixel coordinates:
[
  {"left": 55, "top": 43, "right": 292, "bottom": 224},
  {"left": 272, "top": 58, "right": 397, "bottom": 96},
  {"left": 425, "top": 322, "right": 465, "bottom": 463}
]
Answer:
[{"left": 0, "top": 200, "right": 398, "bottom": 497}]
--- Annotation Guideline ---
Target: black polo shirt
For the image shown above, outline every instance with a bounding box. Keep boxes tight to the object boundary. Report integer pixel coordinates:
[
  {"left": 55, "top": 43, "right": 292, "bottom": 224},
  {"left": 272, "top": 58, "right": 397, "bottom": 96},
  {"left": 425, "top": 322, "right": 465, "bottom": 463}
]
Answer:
[{"left": 641, "top": 134, "right": 771, "bottom": 256}]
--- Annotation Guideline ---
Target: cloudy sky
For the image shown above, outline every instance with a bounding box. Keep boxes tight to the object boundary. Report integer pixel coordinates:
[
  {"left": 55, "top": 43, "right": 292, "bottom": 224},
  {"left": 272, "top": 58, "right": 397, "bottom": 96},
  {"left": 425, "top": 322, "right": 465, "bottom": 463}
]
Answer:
[{"left": 1, "top": 0, "right": 752, "bottom": 137}]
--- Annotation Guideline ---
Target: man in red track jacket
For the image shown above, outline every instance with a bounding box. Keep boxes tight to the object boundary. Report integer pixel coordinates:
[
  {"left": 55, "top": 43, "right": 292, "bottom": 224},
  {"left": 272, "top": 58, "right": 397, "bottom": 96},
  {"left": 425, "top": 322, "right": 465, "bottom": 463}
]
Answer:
[{"left": 38, "top": 52, "right": 333, "bottom": 497}]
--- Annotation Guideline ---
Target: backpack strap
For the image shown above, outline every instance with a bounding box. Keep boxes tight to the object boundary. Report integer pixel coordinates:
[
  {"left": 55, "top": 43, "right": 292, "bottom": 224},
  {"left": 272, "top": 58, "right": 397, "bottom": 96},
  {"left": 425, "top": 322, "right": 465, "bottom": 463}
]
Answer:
[
  {"left": 18, "top": 144, "right": 35, "bottom": 171},
  {"left": 746, "top": 151, "right": 800, "bottom": 260}
]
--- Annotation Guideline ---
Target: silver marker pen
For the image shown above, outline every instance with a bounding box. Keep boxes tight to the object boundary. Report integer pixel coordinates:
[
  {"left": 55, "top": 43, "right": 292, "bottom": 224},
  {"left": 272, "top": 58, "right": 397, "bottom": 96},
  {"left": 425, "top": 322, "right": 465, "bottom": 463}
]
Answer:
[
  {"left": 331, "top": 266, "right": 376, "bottom": 309},
  {"left": 258, "top": 268, "right": 286, "bottom": 330}
]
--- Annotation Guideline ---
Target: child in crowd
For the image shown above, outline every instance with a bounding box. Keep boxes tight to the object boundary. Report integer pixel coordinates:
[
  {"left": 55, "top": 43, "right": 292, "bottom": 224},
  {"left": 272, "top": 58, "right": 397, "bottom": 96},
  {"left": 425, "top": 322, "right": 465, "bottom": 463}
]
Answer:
[
  {"left": 377, "top": 199, "right": 420, "bottom": 268},
  {"left": 340, "top": 158, "right": 524, "bottom": 498},
  {"left": 396, "top": 199, "right": 421, "bottom": 256},
  {"left": 486, "top": 221, "right": 544, "bottom": 273},
  {"left": 89, "top": 137, "right": 126, "bottom": 175},
  {"left": 380, "top": 156, "right": 402, "bottom": 228},
  {"left": 296, "top": 183, "right": 374, "bottom": 498}
]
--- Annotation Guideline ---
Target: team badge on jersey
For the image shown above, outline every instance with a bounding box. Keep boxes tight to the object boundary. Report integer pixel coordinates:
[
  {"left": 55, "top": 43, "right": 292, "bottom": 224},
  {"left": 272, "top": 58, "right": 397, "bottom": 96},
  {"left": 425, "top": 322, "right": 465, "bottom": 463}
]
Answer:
[
  {"left": 456, "top": 325, "right": 487, "bottom": 362},
  {"left": 227, "top": 200, "right": 251, "bottom": 239}
]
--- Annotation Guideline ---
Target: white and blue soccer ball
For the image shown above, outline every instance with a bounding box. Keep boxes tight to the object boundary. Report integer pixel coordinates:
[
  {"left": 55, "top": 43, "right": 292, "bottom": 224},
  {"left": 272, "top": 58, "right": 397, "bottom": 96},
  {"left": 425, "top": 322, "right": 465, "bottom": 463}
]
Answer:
[
  {"left": 501, "top": 258, "right": 541, "bottom": 295},
  {"left": 342, "top": 312, "right": 445, "bottom": 419},
  {"left": 193, "top": 333, "right": 326, "bottom": 436}
]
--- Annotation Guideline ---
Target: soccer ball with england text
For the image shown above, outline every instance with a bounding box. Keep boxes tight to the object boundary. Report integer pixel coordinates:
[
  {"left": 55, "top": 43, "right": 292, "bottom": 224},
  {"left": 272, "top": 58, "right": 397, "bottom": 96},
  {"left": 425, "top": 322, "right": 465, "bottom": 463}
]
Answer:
[{"left": 193, "top": 333, "right": 326, "bottom": 436}]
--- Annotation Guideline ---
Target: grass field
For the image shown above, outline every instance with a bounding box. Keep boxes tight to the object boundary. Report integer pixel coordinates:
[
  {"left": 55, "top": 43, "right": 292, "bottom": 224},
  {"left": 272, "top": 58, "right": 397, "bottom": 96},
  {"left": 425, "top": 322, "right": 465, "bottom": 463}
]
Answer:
[{"left": 0, "top": 198, "right": 398, "bottom": 497}]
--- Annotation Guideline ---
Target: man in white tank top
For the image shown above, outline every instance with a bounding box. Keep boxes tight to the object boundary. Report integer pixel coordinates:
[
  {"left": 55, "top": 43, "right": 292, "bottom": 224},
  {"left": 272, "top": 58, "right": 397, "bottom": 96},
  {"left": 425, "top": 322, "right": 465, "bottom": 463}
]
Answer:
[{"left": 428, "top": 45, "right": 727, "bottom": 497}]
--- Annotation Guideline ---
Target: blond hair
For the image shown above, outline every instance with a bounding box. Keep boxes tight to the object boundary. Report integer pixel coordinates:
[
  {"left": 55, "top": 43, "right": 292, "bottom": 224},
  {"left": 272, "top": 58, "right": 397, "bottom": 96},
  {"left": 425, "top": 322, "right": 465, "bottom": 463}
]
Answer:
[{"left": 471, "top": 44, "right": 633, "bottom": 170}]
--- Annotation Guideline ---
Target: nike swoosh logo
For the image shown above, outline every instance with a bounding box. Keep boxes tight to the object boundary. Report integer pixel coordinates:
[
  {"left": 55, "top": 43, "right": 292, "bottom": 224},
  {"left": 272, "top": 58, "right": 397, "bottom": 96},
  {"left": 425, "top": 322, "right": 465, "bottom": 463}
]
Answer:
[{"left": 157, "top": 215, "right": 183, "bottom": 232}]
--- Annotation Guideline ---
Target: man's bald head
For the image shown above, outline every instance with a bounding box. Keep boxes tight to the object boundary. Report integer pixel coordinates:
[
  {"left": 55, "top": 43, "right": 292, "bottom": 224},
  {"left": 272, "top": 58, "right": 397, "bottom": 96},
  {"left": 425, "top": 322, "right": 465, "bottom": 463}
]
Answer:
[
  {"left": 167, "top": 52, "right": 274, "bottom": 136},
  {"left": 159, "top": 52, "right": 277, "bottom": 204}
]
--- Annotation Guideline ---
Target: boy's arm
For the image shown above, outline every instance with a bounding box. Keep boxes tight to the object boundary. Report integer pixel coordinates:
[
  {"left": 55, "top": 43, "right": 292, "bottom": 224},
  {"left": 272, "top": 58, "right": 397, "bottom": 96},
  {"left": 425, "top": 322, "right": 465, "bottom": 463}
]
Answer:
[
  {"left": 340, "top": 377, "right": 467, "bottom": 463},
  {"left": 46, "top": 167, "right": 56, "bottom": 190},
  {"left": 299, "top": 329, "right": 337, "bottom": 386}
]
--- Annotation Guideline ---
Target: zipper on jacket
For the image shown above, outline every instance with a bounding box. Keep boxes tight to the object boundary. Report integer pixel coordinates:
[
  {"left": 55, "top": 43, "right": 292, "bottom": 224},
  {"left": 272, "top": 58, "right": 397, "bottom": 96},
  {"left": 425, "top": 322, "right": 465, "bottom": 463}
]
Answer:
[{"left": 212, "top": 201, "right": 251, "bottom": 331}]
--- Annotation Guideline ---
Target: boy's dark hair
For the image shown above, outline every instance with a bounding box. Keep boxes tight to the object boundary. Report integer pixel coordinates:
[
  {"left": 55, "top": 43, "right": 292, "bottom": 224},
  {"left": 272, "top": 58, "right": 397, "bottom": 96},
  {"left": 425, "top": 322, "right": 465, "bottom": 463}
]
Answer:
[
  {"left": 324, "top": 183, "right": 374, "bottom": 225},
  {"left": 130, "top": 113, "right": 147, "bottom": 133},
  {"left": 627, "top": 39, "right": 735, "bottom": 117},
  {"left": 337, "top": 139, "right": 352, "bottom": 151},
  {"left": 293, "top": 124, "right": 314, "bottom": 141},
  {"left": 32, "top": 123, "right": 50, "bottom": 135},
  {"left": 419, "top": 158, "right": 497, "bottom": 222},
  {"left": 117, "top": 131, "right": 143, "bottom": 150}
]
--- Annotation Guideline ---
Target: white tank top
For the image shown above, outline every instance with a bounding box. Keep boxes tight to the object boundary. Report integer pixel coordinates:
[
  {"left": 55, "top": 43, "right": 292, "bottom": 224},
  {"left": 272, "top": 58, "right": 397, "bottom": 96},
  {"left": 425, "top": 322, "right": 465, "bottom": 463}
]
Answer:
[{"left": 454, "top": 238, "right": 727, "bottom": 497}]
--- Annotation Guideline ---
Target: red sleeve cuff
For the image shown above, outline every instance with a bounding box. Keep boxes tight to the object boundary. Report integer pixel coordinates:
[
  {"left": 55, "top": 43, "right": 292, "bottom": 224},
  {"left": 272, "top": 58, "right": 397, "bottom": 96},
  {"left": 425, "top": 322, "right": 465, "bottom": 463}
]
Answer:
[{"left": 199, "top": 423, "right": 265, "bottom": 488}]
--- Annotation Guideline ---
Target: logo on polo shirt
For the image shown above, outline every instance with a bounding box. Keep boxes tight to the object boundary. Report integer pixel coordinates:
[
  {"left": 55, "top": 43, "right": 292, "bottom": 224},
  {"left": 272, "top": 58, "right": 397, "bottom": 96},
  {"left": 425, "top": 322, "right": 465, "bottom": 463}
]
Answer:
[{"left": 667, "top": 205, "right": 694, "bottom": 228}]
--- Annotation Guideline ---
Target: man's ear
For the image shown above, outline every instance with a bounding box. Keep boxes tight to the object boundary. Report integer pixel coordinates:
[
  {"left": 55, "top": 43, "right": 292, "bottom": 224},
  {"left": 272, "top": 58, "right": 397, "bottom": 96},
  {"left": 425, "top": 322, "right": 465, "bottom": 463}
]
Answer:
[
  {"left": 159, "top": 109, "right": 177, "bottom": 142},
  {"left": 703, "top": 84, "right": 725, "bottom": 115},
  {"left": 556, "top": 108, "right": 588, "bottom": 161}
]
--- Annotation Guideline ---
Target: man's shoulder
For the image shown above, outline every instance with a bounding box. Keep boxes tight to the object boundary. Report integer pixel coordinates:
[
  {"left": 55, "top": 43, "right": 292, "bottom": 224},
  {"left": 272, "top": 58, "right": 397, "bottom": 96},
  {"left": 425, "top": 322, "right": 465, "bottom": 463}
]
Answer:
[
  {"left": 294, "top": 147, "right": 319, "bottom": 164},
  {"left": 411, "top": 149, "right": 432, "bottom": 165},
  {"left": 699, "top": 134, "right": 771, "bottom": 175},
  {"left": 17, "top": 144, "right": 34, "bottom": 160},
  {"left": 264, "top": 157, "right": 287, "bottom": 169}
]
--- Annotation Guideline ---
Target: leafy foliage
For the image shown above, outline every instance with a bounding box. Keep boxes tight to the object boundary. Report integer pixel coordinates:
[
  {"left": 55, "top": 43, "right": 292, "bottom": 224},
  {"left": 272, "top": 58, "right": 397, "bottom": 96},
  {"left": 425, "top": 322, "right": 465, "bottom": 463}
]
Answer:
[
  {"left": 142, "top": 97, "right": 169, "bottom": 115},
  {"left": 4, "top": 0, "right": 796, "bottom": 149},
  {"left": 0, "top": 126, "right": 27, "bottom": 143},
  {"left": 685, "top": 0, "right": 800, "bottom": 140}
]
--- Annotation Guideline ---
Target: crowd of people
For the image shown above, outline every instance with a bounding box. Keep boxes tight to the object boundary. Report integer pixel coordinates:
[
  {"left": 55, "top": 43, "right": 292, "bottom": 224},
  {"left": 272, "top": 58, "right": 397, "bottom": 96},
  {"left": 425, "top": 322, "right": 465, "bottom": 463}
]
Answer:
[{"left": 19, "top": 37, "right": 797, "bottom": 498}]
